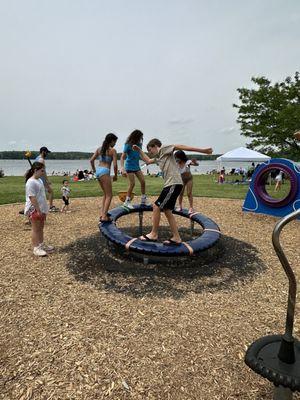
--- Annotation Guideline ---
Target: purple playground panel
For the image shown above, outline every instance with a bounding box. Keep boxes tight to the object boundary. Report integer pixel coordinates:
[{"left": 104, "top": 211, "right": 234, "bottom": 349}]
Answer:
[{"left": 243, "top": 158, "right": 300, "bottom": 219}]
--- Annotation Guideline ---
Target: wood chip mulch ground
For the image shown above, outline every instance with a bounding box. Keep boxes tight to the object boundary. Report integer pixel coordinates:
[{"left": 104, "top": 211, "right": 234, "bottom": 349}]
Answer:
[{"left": 1, "top": 196, "right": 299, "bottom": 400}]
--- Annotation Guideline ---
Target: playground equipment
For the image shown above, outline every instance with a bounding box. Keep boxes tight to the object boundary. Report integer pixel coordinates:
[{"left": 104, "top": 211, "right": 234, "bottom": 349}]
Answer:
[
  {"left": 243, "top": 158, "right": 300, "bottom": 219},
  {"left": 245, "top": 208, "right": 300, "bottom": 399},
  {"left": 118, "top": 191, "right": 135, "bottom": 202},
  {"left": 25, "top": 151, "right": 33, "bottom": 166},
  {"left": 99, "top": 205, "right": 221, "bottom": 264}
]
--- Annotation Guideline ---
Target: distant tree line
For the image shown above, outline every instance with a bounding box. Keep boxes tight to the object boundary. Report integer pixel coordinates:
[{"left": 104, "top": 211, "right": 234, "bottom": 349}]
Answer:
[
  {"left": 0, "top": 151, "right": 93, "bottom": 160},
  {"left": 0, "top": 151, "right": 221, "bottom": 161}
]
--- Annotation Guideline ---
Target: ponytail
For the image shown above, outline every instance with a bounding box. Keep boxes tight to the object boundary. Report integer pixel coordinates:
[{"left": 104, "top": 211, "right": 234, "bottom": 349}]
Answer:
[
  {"left": 25, "top": 162, "right": 44, "bottom": 182},
  {"left": 100, "top": 133, "right": 118, "bottom": 156},
  {"left": 126, "top": 130, "right": 143, "bottom": 145}
]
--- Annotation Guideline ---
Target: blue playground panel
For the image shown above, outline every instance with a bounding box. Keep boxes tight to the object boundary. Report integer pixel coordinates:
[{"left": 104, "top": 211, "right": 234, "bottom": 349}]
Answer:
[{"left": 243, "top": 158, "right": 300, "bottom": 219}]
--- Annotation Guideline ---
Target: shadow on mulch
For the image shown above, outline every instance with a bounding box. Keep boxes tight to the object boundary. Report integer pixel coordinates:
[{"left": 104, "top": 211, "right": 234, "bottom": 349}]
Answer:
[{"left": 61, "top": 226, "right": 266, "bottom": 299}]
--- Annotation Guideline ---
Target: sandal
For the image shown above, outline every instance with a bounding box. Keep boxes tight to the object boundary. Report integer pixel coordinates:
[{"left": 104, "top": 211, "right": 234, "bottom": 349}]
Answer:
[
  {"left": 139, "top": 234, "right": 158, "bottom": 242},
  {"left": 99, "top": 216, "right": 113, "bottom": 223},
  {"left": 163, "top": 238, "right": 182, "bottom": 246}
]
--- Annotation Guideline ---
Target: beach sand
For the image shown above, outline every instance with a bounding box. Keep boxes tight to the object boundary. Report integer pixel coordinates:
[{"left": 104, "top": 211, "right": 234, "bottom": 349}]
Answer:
[{"left": 1, "top": 197, "right": 299, "bottom": 399}]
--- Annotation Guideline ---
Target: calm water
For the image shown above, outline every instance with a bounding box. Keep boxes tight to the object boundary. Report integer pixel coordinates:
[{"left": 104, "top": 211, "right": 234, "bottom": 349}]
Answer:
[{"left": 0, "top": 159, "right": 274, "bottom": 176}]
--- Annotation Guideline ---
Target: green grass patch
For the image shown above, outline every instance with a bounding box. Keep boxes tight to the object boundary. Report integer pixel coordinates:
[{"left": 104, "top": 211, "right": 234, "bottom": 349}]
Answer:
[{"left": 0, "top": 175, "right": 253, "bottom": 205}]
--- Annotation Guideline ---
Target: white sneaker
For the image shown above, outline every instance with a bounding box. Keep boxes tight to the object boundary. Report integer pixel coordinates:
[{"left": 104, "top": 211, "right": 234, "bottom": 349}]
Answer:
[
  {"left": 40, "top": 243, "right": 55, "bottom": 253},
  {"left": 33, "top": 245, "right": 47, "bottom": 257},
  {"left": 141, "top": 196, "right": 151, "bottom": 206},
  {"left": 123, "top": 200, "right": 134, "bottom": 209}
]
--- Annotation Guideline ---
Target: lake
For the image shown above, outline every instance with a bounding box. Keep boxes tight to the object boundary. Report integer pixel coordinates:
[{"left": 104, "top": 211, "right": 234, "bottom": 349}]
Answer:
[{"left": 0, "top": 159, "right": 275, "bottom": 176}]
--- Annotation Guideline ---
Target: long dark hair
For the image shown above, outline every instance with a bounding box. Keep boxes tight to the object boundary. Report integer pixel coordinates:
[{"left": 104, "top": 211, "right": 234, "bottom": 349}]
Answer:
[
  {"left": 25, "top": 162, "right": 44, "bottom": 182},
  {"left": 100, "top": 133, "right": 118, "bottom": 156},
  {"left": 174, "top": 150, "right": 188, "bottom": 162},
  {"left": 126, "top": 130, "right": 143, "bottom": 146}
]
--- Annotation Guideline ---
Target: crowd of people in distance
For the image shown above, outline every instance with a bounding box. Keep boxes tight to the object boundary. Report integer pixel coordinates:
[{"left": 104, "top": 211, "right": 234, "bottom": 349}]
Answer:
[
  {"left": 217, "top": 162, "right": 260, "bottom": 184},
  {"left": 72, "top": 169, "right": 94, "bottom": 181}
]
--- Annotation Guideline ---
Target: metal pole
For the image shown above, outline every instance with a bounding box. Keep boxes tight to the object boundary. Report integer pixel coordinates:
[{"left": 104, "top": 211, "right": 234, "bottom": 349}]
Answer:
[
  {"left": 272, "top": 208, "right": 300, "bottom": 340},
  {"left": 190, "top": 220, "right": 194, "bottom": 236},
  {"left": 138, "top": 210, "right": 143, "bottom": 236}
]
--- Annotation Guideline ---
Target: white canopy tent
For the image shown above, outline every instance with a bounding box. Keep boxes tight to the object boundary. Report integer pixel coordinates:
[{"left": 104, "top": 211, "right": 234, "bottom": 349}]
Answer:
[{"left": 216, "top": 147, "right": 271, "bottom": 163}]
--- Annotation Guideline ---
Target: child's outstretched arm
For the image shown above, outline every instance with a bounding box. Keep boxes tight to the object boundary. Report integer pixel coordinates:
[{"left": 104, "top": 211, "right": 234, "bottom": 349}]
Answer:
[
  {"left": 174, "top": 145, "right": 213, "bottom": 154},
  {"left": 132, "top": 145, "right": 156, "bottom": 164},
  {"left": 190, "top": 159, "right": 199, "bottom": 166}
]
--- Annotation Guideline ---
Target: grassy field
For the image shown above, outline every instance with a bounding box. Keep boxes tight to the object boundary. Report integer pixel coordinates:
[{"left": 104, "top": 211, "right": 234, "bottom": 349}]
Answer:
[
  {"left": 0, "top": 174, "right": 290, "bottom": 205},
  {"left": 0, "top": 174, "right": 251, "bottom": 205}
]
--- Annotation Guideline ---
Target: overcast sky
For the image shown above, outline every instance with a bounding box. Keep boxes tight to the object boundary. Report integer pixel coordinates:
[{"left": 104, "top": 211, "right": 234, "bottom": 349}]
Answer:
[{"left": 0, "top": 0, "right": 299, "bottom": 153}]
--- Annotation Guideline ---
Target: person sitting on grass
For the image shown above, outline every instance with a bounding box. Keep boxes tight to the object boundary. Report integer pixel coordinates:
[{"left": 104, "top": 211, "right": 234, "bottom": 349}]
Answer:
[
  {"left": 90, "top": 133, "right": 118, "bottom": 223},
  {"left": 120, "top": 129, "right": 151, "bottom": 208},
  {"left": 133, "top": 139, "right": 213, "bottom": 245},
  {"left": 174, "top": 150, "right": 199, "bottom": 213},
  {"left": 25, "top": 162, "right": 54, "bottom": 257}
]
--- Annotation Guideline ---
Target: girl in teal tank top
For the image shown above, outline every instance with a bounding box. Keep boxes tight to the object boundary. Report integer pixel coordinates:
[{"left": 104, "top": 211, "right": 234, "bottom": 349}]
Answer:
[{"left": 120, "top": 130, "right": 151, "bottom": 209}]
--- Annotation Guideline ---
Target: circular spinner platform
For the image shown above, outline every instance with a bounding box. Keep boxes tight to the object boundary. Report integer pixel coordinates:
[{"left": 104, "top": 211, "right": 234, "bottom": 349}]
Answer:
[{"left": 99, "top": 205, "right": 222, "bottom": 265}]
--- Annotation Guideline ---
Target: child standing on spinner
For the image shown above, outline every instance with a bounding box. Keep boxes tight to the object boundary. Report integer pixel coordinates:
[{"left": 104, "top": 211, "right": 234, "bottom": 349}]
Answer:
[
  {"left": 174, "top": 150, "right": 199, "bottom": 213},
  {"left": 133, "top": 139, "right": 212, "bottom": 245},
  {"left": 120, "top": 130, "right": 150, "bottom": 208},
  {"left": 25, "top": 162, "right": 54, "bottom": 256},
  {"left": 61, "top": 179, "right": 71, "bottom": 212},
  {"left": 90, "top": 133, "right": 118, "bottom": 222}
]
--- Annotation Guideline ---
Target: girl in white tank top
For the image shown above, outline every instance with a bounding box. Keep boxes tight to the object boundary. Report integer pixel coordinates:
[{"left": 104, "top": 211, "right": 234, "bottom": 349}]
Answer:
[{"left": 174, "top": 150, "right": 199, "bottom": 213}]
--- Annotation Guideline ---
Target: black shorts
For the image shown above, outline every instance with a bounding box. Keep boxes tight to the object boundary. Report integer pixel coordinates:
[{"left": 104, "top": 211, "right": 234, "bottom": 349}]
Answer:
[
  {"left": 62, "top": 196, "right": 69, "bottom": 206},
  {"left": 126, "top": 169, "right": 141, "bottom": 174},
  {"left": 155, "top": 184, "right": 183, "bottom": 210}
]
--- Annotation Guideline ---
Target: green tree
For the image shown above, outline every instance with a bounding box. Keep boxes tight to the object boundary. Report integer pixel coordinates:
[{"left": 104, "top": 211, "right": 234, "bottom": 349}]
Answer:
[{"left": 233, "top": 72, "right": 300, "bottom": 160}]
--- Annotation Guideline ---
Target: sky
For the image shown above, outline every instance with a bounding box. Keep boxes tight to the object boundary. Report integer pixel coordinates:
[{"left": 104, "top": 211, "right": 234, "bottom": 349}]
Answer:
[{"left": 0, "top": 0, "right": 299, "bottom": 154}]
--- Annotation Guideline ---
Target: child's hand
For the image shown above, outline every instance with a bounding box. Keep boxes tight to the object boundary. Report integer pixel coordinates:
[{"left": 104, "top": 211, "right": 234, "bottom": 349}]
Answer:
[
  {"left": 121, "top": 168, "right": 127, "bottom": 177},
  {"left": 36, "top": 210, "right": 43, "bottom": 218},
  {"left": 132, "top": 145, "right": 140, "bottom": 151},
  {"left": 205, "top": 148, "right": 213, "bottom": 154}
]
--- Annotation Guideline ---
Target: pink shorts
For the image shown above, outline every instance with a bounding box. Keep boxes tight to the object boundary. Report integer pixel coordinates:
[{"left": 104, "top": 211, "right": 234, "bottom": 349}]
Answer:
[{"left": 29, "top": 210, "right": 46, "bottom": 222}]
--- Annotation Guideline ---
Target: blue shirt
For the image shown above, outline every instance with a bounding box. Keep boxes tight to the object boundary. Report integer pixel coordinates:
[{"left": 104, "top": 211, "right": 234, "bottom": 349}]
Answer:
[{"left": 123, "top": 143, "right": 141, "bottom": 171}]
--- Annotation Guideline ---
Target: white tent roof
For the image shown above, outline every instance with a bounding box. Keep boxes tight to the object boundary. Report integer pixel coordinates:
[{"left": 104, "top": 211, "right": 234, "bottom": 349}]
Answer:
[{"left": 216, "top": 147, "right": 271, "bottom": 162}]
